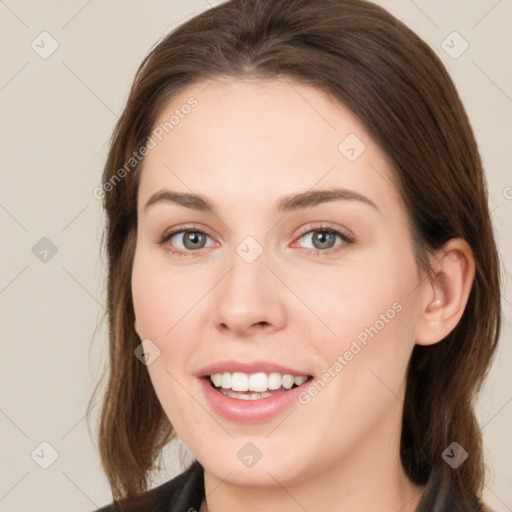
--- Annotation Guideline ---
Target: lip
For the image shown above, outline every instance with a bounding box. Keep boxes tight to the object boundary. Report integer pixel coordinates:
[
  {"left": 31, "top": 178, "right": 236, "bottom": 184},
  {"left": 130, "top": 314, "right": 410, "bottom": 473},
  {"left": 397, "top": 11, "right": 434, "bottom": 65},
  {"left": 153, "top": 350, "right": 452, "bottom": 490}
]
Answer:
[
  {"left": 196, "top": 360, "right": 312, "bottom": 378},
  {"left": 198, "top": 375, "right": 312, "bottom": 423},
  {"left": 197, "top": 360, "right": 314, "bottom": 423}
]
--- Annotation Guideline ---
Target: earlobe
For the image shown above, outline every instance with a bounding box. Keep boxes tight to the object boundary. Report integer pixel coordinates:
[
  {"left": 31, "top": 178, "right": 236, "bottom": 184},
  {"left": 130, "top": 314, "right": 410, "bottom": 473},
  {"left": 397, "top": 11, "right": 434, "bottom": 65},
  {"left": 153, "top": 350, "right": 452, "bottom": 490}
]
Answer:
[{"left": 415, "top": 238, "right": 475, "bottom": 346}]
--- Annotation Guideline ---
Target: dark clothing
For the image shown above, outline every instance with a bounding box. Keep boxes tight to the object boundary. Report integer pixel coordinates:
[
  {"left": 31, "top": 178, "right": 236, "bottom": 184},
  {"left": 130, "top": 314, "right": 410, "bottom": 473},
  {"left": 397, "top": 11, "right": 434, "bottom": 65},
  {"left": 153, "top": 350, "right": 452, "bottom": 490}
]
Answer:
[
  {"left": 93, "top": 461, "right": 491, "bottom": 512},
  {"left": 93, "top": 461, "right": 204, "bottom": 512},
  {"left": 415, "top": 466, "right": 488, "bottom": 512}
]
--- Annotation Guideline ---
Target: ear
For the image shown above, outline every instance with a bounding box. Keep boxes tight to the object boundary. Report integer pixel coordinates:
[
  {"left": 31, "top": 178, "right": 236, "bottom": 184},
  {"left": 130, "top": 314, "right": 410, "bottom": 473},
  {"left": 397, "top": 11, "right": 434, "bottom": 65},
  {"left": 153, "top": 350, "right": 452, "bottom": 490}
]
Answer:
[{"left": 415, "top": 238, "right": 475, "bottom": 346}]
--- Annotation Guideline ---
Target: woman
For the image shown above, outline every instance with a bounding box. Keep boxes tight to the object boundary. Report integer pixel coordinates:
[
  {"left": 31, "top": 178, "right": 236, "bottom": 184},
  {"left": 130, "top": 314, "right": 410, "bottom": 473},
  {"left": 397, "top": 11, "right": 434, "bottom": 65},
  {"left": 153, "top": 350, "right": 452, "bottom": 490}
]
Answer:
[{"left": 89, "top": 0, "right": 501, "bottom": 510}]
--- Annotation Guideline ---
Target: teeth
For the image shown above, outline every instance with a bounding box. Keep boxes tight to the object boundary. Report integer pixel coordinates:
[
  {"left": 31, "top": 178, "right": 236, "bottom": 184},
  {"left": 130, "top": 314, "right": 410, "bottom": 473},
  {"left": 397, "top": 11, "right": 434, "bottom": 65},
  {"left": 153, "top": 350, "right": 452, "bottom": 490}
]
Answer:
[
  {"left": 282, "top": 374, "right": 294, "bottom": 389},
  {"left": 268, "top": 372, "right": 282, "bottom": 390},
  {"left": 249, "top": 372, "right": 267, "bottom": 392},
  {"left": 294, "top": 375, "right": 308, "bottom": 386},
  {"left": 220, "top": 389, "right": 273, "bottom": 400},
  {"left": 231, "top": 372, "right": 249, "bottom": 391},
  {"left": 211, "top": 373, "right": 222, "bottom": 387},
  {"left": 209, "top": 371, "right": 309, "bottom": 392}
]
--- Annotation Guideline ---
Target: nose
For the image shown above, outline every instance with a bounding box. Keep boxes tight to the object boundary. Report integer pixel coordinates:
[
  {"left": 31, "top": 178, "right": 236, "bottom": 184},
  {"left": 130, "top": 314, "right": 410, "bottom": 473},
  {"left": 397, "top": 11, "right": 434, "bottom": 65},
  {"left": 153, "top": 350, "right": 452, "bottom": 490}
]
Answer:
[{"left": 212, "top": 245, "right": 287, "bottom": 338}]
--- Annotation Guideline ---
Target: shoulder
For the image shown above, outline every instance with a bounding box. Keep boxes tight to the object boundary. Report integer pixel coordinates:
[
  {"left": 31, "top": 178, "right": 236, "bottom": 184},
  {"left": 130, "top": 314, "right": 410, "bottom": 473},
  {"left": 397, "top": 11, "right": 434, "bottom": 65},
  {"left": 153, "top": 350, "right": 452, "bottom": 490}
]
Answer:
[{"left": 92, "top": 460, "right": 204, "bottom": 512}]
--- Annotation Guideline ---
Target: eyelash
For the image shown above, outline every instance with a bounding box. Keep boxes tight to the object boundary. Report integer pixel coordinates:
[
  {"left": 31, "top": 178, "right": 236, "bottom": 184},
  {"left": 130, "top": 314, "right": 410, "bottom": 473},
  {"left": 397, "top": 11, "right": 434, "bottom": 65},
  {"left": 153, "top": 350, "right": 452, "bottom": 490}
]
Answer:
[{"left": 156, "top": 223, "right": 354, "bottom": 258}]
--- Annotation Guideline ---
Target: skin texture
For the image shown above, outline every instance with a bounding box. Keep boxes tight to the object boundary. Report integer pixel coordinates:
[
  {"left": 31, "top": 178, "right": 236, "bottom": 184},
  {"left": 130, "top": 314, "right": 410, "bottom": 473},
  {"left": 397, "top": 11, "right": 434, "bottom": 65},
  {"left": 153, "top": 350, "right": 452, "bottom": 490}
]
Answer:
[{"left": 131, "top": 78, "right": 475, "bottom": 512}]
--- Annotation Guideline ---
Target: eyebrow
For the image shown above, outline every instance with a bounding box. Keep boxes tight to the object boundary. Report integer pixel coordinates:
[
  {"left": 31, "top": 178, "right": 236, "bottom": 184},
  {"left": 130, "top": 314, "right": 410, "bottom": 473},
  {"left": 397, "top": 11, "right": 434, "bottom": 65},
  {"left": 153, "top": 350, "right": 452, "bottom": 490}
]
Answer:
[{"left": 143, "top": 188, "right": 380, "bottom": 214}]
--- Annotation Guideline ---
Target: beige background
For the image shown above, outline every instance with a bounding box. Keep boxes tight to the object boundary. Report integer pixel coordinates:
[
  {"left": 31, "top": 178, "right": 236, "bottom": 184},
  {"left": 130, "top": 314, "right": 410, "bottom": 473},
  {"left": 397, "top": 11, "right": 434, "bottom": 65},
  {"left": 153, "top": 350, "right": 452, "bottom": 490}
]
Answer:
[{"left": 0, "top": 0, "right": 511, "bottom": 511}]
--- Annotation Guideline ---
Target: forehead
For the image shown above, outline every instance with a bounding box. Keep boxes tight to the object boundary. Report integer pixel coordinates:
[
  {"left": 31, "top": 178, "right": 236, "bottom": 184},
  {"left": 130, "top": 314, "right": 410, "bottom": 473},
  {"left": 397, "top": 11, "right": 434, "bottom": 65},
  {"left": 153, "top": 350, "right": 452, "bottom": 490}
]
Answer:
[{"left": 138, "top": 77, "right": 400, "bottom": 213}]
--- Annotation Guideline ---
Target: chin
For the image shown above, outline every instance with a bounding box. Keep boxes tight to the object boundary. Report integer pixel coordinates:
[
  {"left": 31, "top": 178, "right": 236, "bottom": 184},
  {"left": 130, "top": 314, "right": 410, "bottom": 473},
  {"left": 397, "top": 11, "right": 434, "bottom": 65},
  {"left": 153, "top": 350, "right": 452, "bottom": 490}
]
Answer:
[{"left": 195, "top": 439, "right": 314, "bottom": 489}]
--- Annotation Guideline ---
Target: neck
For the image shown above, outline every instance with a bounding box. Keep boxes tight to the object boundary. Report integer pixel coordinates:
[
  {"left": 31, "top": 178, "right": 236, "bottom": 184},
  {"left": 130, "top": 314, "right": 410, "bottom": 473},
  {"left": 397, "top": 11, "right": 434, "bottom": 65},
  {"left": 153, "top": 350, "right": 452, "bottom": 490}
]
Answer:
[
  {"left": 202, "top": 463, "right": 424, "bottom": 512},
  {"left": 201, "top": 397, "right": 425, "bottom": 512}
]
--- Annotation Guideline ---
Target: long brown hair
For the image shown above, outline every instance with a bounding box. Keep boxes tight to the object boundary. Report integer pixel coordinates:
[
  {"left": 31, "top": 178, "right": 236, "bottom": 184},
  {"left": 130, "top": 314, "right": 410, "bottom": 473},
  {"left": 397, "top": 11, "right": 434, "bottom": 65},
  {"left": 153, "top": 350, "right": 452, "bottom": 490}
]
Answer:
[{"left": 88, "top": 0, "right": 502, "bottom": 509}]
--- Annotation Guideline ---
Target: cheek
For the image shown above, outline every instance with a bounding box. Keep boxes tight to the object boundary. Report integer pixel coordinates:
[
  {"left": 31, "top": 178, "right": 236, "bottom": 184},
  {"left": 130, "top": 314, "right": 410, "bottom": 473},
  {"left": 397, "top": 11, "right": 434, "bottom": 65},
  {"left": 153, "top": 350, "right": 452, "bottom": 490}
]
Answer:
[
  {"left": 292, "top": 281, "right": 417, "bottom": 464},
  {"left": 131, "top": 248, "right": 200, "bottom": 339},
  {"left": 298, "top": 260, "right": 413, "bottom": 347},
  {"left": 131, "top": 249, "right": 207, "bottom": 399},
  {"left": 305, "top": 250, "right": 420, "bottom": 394},
  {"left": 131, "top": 251, "right": 202, "bottom": 427}
]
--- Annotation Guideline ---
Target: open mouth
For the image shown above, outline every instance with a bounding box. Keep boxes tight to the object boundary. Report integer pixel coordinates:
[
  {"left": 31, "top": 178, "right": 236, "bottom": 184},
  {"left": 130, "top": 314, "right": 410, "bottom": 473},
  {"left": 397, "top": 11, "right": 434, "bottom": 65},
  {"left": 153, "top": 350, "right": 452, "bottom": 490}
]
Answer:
[{"left": 204, "top": 371, "right": 313, "bottom": 401}]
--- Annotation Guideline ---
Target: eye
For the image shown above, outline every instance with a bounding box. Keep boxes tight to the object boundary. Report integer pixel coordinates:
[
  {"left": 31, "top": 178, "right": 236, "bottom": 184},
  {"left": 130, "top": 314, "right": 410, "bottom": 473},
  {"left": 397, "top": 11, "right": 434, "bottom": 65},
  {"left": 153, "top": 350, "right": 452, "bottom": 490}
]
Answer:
[
  {"left": 292, "top": 224, "right": 354, "bottom": 256},
  {"left": 157, "top": 225, "right": 215, "bottom": 256}
]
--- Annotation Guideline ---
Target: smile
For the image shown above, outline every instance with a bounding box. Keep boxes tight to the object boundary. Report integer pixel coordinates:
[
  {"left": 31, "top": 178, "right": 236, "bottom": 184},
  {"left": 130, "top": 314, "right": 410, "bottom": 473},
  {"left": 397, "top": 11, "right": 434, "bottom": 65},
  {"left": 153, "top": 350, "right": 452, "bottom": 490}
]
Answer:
[
  {"left": 197, "top": 361, "right": 314, "bottom": 422},
  {"left": 208, "top": 371, "right": 311, "bottom": 400}
]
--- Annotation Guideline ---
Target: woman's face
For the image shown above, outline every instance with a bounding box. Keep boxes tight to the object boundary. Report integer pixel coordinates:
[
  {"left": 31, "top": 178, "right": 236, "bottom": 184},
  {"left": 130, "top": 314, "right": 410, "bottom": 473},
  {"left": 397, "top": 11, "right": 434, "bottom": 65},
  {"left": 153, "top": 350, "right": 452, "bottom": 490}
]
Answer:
[{"left": 132, "top": 78, "right": 425, "bottom": 488}]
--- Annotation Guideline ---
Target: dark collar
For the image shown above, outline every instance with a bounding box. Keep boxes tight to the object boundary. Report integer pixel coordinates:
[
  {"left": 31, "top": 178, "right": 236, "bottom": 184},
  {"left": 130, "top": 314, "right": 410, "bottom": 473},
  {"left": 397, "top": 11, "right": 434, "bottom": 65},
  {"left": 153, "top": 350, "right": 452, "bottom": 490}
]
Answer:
[{"left": 94, "top": 460, "right": 205, "bottom": 512}]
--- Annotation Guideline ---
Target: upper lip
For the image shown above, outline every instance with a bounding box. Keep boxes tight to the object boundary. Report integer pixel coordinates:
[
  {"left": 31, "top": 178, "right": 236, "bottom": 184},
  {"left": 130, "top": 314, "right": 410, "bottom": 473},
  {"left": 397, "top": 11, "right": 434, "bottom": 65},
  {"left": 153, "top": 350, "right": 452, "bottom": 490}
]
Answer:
[{"left": 197, "top": 360, "right": 313, "bottom": 378}]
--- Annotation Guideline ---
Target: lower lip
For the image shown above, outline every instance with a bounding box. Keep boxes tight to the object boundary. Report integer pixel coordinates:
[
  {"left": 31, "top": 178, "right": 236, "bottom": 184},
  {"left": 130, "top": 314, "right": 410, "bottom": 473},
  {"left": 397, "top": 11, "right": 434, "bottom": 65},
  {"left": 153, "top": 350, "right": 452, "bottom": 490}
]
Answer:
[{"left": 199, "top": 377, "right": 310, "bottom": 423}]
